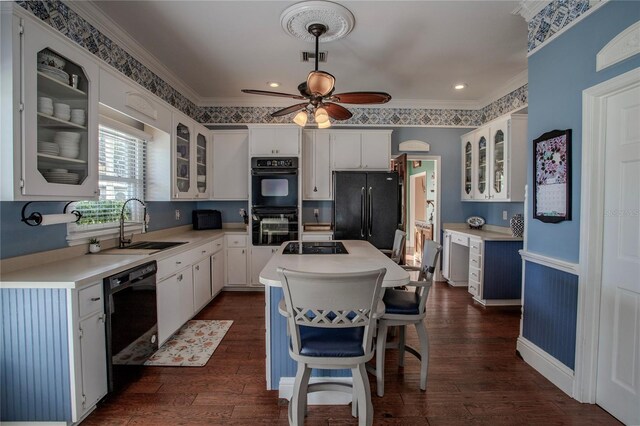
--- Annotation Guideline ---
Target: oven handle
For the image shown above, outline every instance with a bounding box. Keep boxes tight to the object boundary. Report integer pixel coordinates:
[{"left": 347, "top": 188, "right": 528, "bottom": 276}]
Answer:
[
  {"left": 360, "top": 187, "right": 365, "bottom": 238},
  {"left": 251, "top": 170, "right": 298, "bottom": 176}
]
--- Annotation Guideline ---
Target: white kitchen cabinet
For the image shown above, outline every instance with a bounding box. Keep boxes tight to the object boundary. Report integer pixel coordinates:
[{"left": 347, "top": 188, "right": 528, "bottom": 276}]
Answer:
[
  {"left": 211, "top": 250, "right": 225, "bottom": 296},
  {"left": 302, "top": 130, "right": 332, "bottom": 199},
  {"left": 212, "top": 130, "right": 249, "bottom": 200},
  {"left": 301, "top": 231, "right": 333, "bottom": 241},
  {"left": 330, "top": 130, "right": 391, "bottom": 171},
  {"left": 157, "top": 267, "right": 194, "bottom": 344},
  {"left": 1, "top": 15, "right": 100, "bottom": 200},
  {"left": 441, "top": 230, "right": 469, "bottom": 286},
  {"left": 193, "top": 257, "right": 212, "bottom": 313},
  {"left": 461, "top": 114, "right": 527, "bottom": 202},
  {"left": 78, "top": 311, "right": 108, "bottom": 414},
  {"left": 249, "top": 126, "right": 300, "bottom": 156},
  {"left": 225, "top": 234, "right": 248, "bottom": 286},
  {"left": 98, "top": 67, "right": 172, "bottom": 134},
  {"left": 251, "top": 246, "right": 278, "bottom": 286}
]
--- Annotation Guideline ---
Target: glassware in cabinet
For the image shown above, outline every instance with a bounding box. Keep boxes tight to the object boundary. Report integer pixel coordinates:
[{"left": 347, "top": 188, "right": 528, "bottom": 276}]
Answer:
[
  {"left": 175, "top": 122, "right": 191, "bottom": 196},
  {"left": 195, "top": 131, "right": 208, "bottom": 196}
]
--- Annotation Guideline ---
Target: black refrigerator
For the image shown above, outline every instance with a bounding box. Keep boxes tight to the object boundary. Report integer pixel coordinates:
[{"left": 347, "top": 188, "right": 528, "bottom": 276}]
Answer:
[{"left": 333, "top": 171, "right": 400, "bottom": 249}]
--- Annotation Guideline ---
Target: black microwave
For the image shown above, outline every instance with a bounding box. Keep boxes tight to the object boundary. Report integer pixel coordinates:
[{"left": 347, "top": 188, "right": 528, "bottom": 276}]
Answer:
[{"left": 192, "top": 210, "right": 222, "bottom": 230}]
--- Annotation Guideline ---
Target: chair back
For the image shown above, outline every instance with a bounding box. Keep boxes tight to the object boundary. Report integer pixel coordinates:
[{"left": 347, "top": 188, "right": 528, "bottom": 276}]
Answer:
[
  {"left": 390, "top": 230, "right": 407, "bottom": 264},
  {"left": 415, "top": 240, "right": 442, "bottom": 313},
  {"left": 277, "top": 267, "right": 386, "bottom": 357}
]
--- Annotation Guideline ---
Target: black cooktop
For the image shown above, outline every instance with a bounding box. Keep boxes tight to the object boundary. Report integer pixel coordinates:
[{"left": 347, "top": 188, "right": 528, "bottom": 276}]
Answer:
[{"left": 283, "top": 241, "right": 348, "bottom": 255}]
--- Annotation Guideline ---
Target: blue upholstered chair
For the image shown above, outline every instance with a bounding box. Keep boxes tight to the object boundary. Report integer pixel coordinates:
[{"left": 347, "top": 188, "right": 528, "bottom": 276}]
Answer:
[
  {"left": 375, "top": 240, "right": 441, "bottom": 397},
  {"left": 277, "top": 267, "right": 386, "bottom": 426}
]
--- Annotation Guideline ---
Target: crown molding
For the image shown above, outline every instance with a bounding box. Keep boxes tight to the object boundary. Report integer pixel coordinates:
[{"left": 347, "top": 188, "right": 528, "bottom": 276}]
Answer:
[
  {"left": 512, "top": 0, "right": 552, "bottom": 22},
  {"left": 67, "top": 1, "right": 201, "bottom": 104},
  {"left": 478, "top": 69, "right": 528, "bottom": 109},
  {"left": 198, "top": 96, "right": 479, "bottom": 110}
]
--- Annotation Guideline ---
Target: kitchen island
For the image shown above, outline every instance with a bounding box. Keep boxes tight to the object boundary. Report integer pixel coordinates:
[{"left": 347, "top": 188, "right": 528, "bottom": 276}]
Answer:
[{"left": 259, "top": 240, "right": 410, "bottom": 402}]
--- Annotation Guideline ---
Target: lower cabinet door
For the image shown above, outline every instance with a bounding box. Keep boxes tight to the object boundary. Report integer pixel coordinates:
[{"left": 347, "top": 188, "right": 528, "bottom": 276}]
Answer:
[
  {"left": 193, "top": 257, "right": 212, "bottom": 313},
  {"left": 226, "top": 247, "right": 247, "bottom": 285},
  {"left": 157, "top": 268, "right": 193, "bottom": 343},
  {"left": 78, "top": 312, "right": 108, "bottom": 415},
  {"left": 211, "top": 253, "right": 224, "bottom": 296},
  {"left": 250, "top": 247, "right": 277, "bottom": 286}
]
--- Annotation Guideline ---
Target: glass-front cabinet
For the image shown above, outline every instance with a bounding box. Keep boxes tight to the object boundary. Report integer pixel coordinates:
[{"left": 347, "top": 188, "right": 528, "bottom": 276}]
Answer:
[
  {"left": 20, "top": 17, "right": 99, "bottom": 199},
  {"left": 460, "top": 114, "right": 527, "bottom": 202},
  {"left": 461, "top": 137, "right": 474, "bottom": 200},
  {"left": 474, "top": 128, "right": 489, "bottom": 200},
  {"left": 171, "top": 113, "right": 210, "bottom": 199}
]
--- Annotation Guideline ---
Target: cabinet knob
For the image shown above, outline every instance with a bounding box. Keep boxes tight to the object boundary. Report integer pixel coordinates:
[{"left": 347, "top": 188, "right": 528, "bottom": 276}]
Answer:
[
  {"left": 242, "top": 249, "right": 245, "bottom": 254},
  {"left": 177, "top": 274, "right": 183, "bottom": 282},
  {"left": 90, "top": 297, "right": 101, "bottom": 301},
  {"left": 202, "top": 250, "right": 207, "bottom": 254},
  {"left": 196, "top": 265, "right": 200, "bottom": 271}
]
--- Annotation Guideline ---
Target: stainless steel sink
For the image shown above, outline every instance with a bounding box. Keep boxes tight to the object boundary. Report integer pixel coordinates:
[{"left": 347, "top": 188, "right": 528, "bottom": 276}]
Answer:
[{"left": 123, "top": 241, "right": 187, "bottom": 250}]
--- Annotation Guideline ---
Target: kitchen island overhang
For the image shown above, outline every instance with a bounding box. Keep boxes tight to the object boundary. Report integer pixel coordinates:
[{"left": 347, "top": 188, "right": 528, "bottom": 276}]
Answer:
[{"left": 259, "top": 240, "right": 410, "bottom": 403}]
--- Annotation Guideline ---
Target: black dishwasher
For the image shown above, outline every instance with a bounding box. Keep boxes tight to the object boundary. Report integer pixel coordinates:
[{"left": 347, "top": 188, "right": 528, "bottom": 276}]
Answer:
[{"left": 104, "top": 261, "right": 158, "bottom": 392}]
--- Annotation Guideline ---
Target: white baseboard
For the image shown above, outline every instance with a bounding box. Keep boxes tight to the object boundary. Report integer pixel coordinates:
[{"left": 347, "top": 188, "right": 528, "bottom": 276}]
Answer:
[
  {"left": 475, "top": 298, "right": 521, "bottom": 306},
  {"left": 445, "top": 279, "right": 468, "bottom": 287},
  {"left": 279, "top": 377, "right": 354, "bottom": 405},
  {"left": 517, "top": 336, "right": 574, "bottom": 397}
]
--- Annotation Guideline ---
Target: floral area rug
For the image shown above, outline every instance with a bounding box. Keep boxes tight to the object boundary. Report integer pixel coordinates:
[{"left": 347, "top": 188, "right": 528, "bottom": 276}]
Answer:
[{"left": 145, "top": 320, "right": 233, "bottom": 367}]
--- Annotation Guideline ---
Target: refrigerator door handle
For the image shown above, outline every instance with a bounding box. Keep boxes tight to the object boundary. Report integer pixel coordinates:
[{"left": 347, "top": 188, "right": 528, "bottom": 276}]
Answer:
[
  {"left": 360, "top": 187, "right": 365, "bottom": 238},
  {"left": 368, "top": 186, "right": 373, "bottom": 237}
]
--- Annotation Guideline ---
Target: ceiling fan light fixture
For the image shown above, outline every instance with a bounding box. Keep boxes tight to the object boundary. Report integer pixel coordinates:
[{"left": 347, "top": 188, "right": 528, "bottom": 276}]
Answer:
[
  {"left": 317, "top": 119, "right": 331, "bottom": 129},
  {"left": 315, "top": 106, "right": 329, "bottom": 123},
  {"left": 307, "top": 70, "right": 335, "bottom": 96},
  {"left": 293, "top": 110, "right": 308, "bottom": 126}
]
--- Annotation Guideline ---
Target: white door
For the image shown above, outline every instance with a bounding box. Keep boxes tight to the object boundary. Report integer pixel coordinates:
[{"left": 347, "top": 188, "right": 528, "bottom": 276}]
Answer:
[
  {"left": 331, "top": 132, "right": 361, "bottom": 169},
  {"left": 251, "top": 246, "right": 277, "bottom": 286},
  {"left": 212, "top": 131, "right": 249, "bottom": 199},
  {"left": 596, "top": 83, "right": 640, "bottom": 425},
  {"left": 361, "top": 131, "right": 390, "bottom": 169},
  {"left": 226, "top": 247, "right": 247, "bottom": 285},
  {"left": 193, "top": 257, "right": 211, "bottom": 312},
  {"left": 211, "top": 252, "right": 224, "bottom": 296}
]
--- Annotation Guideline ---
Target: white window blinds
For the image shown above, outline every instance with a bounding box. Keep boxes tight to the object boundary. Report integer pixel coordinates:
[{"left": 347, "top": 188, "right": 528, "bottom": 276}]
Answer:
[{"left": 67, "top": 125, "right": 147, "bottom": 243}]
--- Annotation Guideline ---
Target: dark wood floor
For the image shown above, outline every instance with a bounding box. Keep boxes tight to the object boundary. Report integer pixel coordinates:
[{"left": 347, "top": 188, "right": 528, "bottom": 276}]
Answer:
[{"left": 83, "top": 283, "right": 620, "bottom": 425}]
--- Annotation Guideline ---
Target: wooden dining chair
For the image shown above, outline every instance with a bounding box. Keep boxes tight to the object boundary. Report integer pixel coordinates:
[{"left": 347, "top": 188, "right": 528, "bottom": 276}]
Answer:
[
  {"left": 374, "top": 239, "right": 441, "bottom": 397},
  {"left": 277, "top": 267, "right": 386, "bottom": 426}
]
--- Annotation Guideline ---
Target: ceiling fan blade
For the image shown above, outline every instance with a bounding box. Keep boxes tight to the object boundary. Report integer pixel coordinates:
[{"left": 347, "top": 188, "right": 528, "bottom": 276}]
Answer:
[
  {"left": 324, "top": 102, "right": 353, "bottom": 120},
  {"left": 331, "top": 92, "right": 392, "bottom": 104},
  {"left": 271, "top": 103, "right": 309, "bottom": 117},
  {"left": 241, "top": 89, "right": 306, "bottom": 100}
]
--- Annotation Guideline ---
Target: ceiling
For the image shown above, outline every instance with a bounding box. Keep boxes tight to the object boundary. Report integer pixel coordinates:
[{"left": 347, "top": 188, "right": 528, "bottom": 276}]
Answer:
[{"left": 88, "top": 1, "right": 528, "bottom": 108}]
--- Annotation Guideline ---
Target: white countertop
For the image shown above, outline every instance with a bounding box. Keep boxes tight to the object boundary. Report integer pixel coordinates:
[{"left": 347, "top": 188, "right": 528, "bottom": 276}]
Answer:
[
  {"left": 443, "top": 223, "right": 523, "bottom": 241},
  {"left": 0, "top": 228, "right": 246, "bottom": 289},
  {"left": 259, "top": 240, "right": 410, "bottom": 288}
]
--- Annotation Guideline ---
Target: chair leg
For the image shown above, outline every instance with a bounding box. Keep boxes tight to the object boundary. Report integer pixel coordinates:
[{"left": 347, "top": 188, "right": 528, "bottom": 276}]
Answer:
[
  {"left": 290, "top": 363, "right": 311, "bottom": 426},
  {"left": 352, "top": 364, "right": 373, "bottom": 426},
  {"left": 398, "top": 325, "right": 406, "bottom": 367},
  {"left": 376, "top": 321, "right": 388, "bottom": 397},
  {"left": 415, "top": 322, "right": 430, "bottom": 391}
]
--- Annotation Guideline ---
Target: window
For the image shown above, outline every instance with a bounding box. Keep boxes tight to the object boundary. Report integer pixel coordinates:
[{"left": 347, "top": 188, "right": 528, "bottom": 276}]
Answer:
[{"left": 67, "top": 125, "right": 147, "bottom": 244}]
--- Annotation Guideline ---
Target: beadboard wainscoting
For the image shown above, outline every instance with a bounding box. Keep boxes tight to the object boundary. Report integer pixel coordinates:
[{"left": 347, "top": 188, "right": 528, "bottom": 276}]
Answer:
[{"left": 518, "top": 250, "right": 580, "bottom": 397}]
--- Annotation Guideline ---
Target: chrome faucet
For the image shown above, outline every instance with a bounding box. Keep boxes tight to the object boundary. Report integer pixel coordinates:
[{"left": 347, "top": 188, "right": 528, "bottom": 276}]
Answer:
[{"left": 119, "top": 198, "right": 147, "bottom": 248}]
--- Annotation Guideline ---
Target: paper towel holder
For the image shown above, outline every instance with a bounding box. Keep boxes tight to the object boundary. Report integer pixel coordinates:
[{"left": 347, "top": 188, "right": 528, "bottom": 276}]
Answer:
[{"left": 21, "top": 202, "right": 82, "bottom": 226}]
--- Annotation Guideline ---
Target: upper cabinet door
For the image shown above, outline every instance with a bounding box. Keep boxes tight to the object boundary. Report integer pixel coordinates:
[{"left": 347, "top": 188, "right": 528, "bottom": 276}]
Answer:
[
  {"left": 173, "top": 113, "right": 195, "bottom": 198},
  {"left": 21, "top": 18, "right": 99, "bottom": 199},
  {"left": 461, "top": 134, "right": 475, "bottom": 200},
  {"left": 360, "top": 131, "right": 390, "bottom": 169},
  {"left": 489, "top": 117, "right": 509, "bottom": 201},
  {"left": 302, "top": 130, "right": 332, "bottom": 200},
  {"left": 212, "top": 130, "right": 249, "bottom": 200},
  {"left": 249, "top": 127, "right": 300, "bottom": 156},
  {"left": 194, "top": 127, "right": 210, "bottom": 199},
  {"left": 473, "top": 127, "right": 490, "bottom": 200},
  {"left": 331, "top": 132, "right": 362, "bottom": 169}
]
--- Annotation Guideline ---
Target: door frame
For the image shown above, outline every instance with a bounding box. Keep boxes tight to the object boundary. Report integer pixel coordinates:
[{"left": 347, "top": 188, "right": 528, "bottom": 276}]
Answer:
[
  {"left": 575, "top": 67, "right": 640, "bottom": 403},
  {"left": 408, "top": 171, "right": 427, "bottom": 248}
]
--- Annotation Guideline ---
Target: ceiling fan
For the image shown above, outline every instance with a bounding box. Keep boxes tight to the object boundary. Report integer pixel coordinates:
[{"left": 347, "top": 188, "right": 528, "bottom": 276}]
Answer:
[{"left": 241, "top": 23, "right": 391, "bottom": 127}]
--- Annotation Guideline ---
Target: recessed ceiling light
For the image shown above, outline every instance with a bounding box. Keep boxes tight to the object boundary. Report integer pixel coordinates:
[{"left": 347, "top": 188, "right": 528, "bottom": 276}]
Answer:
[
  {"left": 268, "top": 82, "right": 280, "bottom": 88},
  {"left": 454, "top": 83, "right": 467, "bottom": 90}
]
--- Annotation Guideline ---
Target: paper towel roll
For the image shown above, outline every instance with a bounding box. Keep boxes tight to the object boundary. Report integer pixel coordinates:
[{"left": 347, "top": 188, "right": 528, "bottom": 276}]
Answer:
[{"left": 39, "top": 213, "right": 78, "bottom": 226}]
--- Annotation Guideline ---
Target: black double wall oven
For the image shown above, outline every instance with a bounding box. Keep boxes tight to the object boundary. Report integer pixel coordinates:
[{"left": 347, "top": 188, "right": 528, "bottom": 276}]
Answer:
[{"left": 251, "top": 157, "right": 299, "bottom": 245}]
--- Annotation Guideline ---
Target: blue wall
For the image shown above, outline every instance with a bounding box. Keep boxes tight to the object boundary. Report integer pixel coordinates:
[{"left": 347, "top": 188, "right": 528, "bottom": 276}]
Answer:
[
  {"left": 523, "top": 0, "right": 640, "bottom": 369},
  {"left": 527, "top": 0, "right": 640, "bottom": 262},
  {"left": 0, "top": 201, "right": 196, "bottom": 259}
]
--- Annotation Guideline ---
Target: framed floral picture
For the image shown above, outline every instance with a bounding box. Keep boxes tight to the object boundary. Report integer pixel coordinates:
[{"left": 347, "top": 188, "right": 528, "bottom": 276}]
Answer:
[{"left": 533, "top": 129, "right": 571, "bottom": 223}]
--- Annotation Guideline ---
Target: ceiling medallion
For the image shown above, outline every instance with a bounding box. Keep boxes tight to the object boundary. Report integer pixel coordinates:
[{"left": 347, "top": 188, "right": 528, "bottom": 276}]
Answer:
[{"left": 280, "top": 1, "right": 355, "bottom": 43}]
